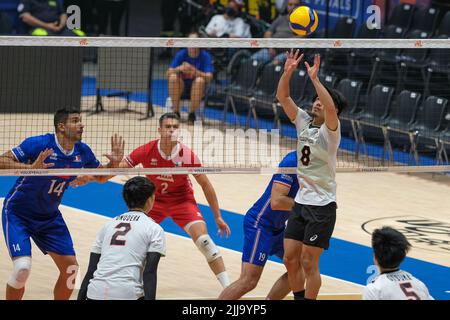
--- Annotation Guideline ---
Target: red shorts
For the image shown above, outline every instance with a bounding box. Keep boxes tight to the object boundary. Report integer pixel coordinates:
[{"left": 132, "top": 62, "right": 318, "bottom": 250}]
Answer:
[{"left": 149, "top": 196, "right": 204, "bottom": 229}]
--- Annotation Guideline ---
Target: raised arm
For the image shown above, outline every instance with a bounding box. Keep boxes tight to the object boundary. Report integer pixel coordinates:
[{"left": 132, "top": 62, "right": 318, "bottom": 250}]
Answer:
[
  {"left": 194, "top": 174, "right": 231, "bottom": 237},
  {"left": 0, "top": 149, "right": 54, "bottom": 170},
  {"left": 276, "top": 49, "right": 304, "bottom": 122},
  {"left": 305, "top": 54, "right": 339, "bottom": 131}
]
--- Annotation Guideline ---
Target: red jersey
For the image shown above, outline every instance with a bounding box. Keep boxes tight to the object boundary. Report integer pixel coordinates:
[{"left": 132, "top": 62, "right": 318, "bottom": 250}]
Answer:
[{"left": 125, "top": 140, "right": 201, "bottom": 200}]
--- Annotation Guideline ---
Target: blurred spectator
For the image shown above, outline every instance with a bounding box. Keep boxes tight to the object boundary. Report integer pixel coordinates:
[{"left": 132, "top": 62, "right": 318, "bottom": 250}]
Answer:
[
  {"left": 205, "top": 0, "right": 251, "bottom": 38},
  {"left": 251, "top": 0, "right": 301, "bottom": 65},
  {"left": 0, "top": 11, "right": 13, "bottom": 35},
  {"left": 166, "top": 31, "right": 213, "bottom": 125},
  {"left": 97, "top": 0, "right": 126, "bottom": 36},
  {"left": 18, "top": 0, "right": 85, "bottom": 36}
]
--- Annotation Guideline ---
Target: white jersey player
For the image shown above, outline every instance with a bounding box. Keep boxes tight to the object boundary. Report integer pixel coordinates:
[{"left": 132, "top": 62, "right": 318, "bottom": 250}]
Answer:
[
  {"left": 364, "top": 226, "right": 433, "bottom": 300},
  {"left": 78, "top": 177, "right": 166, "bottom": 300},
  {"left": 276, "top": 50, "right": 348, "bottom": 300}
]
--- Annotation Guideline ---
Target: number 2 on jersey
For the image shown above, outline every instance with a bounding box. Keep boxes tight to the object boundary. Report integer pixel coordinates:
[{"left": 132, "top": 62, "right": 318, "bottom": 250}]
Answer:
[
  {"left": 161, "top": 182, "right": 169, "bottom": 194},
  {"left": 300, "top": 146, "right": 311, "bottom": 166},
  {"left": 110, "top": 222, "right": 131, "bottom": 246}
]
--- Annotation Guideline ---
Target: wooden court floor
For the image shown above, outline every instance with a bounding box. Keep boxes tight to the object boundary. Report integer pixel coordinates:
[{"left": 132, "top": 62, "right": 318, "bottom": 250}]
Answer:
[{"left": 0, "top": 103, "right": 449, "bottom": 300}]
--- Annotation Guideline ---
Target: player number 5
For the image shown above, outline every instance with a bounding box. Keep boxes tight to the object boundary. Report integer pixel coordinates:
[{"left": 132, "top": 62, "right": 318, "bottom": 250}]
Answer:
[
  {"left": 399, "top": 282, "right": 420, "bottom": 300},
  {"left": 48, "top": 180, "right": 66, "bottom": 197}
]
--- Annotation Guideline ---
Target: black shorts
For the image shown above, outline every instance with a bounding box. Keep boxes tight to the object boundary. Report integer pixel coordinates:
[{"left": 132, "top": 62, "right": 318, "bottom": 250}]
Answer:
[{"left": 284, "top": 202, "right": 337, "bottom": 250}]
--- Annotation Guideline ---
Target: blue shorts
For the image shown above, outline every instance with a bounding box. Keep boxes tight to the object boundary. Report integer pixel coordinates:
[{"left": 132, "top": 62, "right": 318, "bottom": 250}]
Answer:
[
  {"left": 2, "top": 206, "right": 75, "bottom": 258},
  {"left": 242, "top": 214, "right": 285, "bottom": 266}
]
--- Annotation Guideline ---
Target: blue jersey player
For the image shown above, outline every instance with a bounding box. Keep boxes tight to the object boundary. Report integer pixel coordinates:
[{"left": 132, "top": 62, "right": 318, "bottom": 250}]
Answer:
[
  {"left": 218, "top": 151, "right": 299, "bottom": 300},
  {"left": 0, "top": 107, "right": 124, "bottom": 300}
]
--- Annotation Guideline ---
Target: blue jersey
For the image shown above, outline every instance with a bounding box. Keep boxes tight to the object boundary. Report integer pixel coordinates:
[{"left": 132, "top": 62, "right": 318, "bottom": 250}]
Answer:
[
  {"left": 246, "top": 151, "right": 299, "bottom": 231},
  {"left": 5, "top": 133, "right": 100, "bottom": 217}
]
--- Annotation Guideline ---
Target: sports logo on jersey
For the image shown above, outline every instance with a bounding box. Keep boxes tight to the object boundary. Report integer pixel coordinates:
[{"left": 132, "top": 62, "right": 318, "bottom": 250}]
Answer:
[
  {"left": 50, "top": 153, "right": 58, "bottom": 160},
  {"left": 74, "top": 155, "right": 81, "bottom": 162},
  {"left": 151, "top": 158, "right": 158, "bottom": 166},
  {"left": 174, "top": 161, "right": 183, "bottom": 167},
  {"left": 309, "top": 234, "right": 318, "bottom": 242},
  {"left": 157, "top": 174, "right": 174, "bottom": 182},
  {"left": 196, "top": 212, "right": 203, "bottom": 217}
]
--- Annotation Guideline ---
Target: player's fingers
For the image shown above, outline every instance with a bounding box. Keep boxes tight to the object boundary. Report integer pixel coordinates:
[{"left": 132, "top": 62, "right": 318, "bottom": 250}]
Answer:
[
  {"left": 304, "top": 61, "right": 311, "bottom": 70},
  {"left": 44, "top": 162, "right": 54, "bottom": 168}
]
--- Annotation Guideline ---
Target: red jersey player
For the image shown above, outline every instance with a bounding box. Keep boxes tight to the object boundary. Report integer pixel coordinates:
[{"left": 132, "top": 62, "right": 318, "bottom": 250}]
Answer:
[{"left": 73, "top": 113, "right": 231, "bottom": 289}]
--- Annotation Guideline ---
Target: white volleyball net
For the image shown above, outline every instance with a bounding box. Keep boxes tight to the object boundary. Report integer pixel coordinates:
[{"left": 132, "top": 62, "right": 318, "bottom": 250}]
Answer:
[{"left": 0, "top": 36, "right": 449, "bottom": 176}]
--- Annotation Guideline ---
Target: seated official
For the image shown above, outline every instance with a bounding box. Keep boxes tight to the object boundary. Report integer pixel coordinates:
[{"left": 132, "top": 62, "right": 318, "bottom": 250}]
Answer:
[{"left": 18, "top": 0, "right": 85, "bottom": 36}]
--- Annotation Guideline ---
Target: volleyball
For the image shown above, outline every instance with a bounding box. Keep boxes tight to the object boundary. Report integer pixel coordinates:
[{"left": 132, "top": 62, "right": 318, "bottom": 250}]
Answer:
[{"left": 289, "top": 6, "right": 319, "bottom": 36}]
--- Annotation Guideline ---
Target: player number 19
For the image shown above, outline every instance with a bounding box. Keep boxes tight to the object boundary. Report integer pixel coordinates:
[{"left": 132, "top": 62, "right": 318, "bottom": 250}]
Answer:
[{"left": 48, "top": 180, "right": 66, "bottom": 197}]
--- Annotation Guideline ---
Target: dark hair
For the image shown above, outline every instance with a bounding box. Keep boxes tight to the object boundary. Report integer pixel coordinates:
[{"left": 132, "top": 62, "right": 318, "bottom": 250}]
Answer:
[
  {"left": 372, "top": 226, "right": 411, "bottom": 269},
  {"left": 311, "top": 86, "right": 348, "bottom": 116},
  {"left": 159, "top": 112, "right": 180, "bottom": 126},
  {"left": 122, "top": 176, "right": 156, "bottom": 209},
  {"left": 54, "top": 107, "right": 80, "bottom": 132}
]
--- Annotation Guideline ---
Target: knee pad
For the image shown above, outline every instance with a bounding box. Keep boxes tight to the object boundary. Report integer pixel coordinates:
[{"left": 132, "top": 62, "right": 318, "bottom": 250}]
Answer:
[
  {"left": 8, "top": 256, "right": 32, "bottom": 289},
  {"left": 195, "top": 234, "right": 221, "bottom": 263}
]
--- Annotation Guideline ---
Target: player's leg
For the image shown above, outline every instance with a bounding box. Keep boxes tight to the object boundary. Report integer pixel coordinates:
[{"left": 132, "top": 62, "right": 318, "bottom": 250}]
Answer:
[
  {"left": 2, "top": 209, "right": 33, "bottom": 300},
  {"left": 300, "top": 202, "right": 337, "bottom": 300},
  {"left": 218, "top": 263, "right": 264, "bottom": 300},
  {"left": 167, "top": 72, "right": 184, "bottom": 113},
  {"left": 266, "top": 231, "right": 291, "bottom": 300},
  {"left": 283, "top": 203, "right": 307, "bottom": 299},
  {"left": 185, "top": 220, "right": 230, "bottom": 288},
  {"left": 299, "top": 244, "right": 323, "bottom": 299},
  {"left": 47, "top": 252, "right": 79, "bottom": 300},
  {"left": 33, "top": 213, "right": 78, "bottom": 299},
  {"left": 218, "top": 221, "right": 270, "bottom": 299},
  {"left": 189, "top": 76, "right": 206, "bottom": 114}
]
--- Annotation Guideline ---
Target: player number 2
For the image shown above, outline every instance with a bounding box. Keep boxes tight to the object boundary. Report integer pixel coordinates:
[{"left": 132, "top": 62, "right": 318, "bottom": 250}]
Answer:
[
  {"left": 110, "top": 222, "right": 131, "bottom": 246},
  {"left": 300, "top": 146, "right": 311, "bottom": 166},
  {"left": 161, "top": 182, "right": 169, "bottom": 194},
  {"left": 399, "top": 282, "right": 420, "bottom": 300},
  {"left": 48, "top": 180, "right": 66, "bottom": 197}
]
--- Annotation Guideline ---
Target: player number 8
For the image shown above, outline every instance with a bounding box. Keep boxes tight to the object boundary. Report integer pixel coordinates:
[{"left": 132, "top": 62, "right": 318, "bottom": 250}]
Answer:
[{"left": 300, "top": 146, "right": 311, "bottom": 166}]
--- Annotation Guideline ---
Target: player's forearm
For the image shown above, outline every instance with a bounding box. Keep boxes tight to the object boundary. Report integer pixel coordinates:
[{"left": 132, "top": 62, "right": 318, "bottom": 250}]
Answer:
[
  {"left": 77, "top": 252, "right": 100, "bottom": 300},
  {"left": 311, "top": 78, "right": 335, "bottom": 113},
  {"left": 21, "top": 13, "right": 51, "bottom": 29},
  {"left": 202, "top": 183, "right": 221, "bottom": 219},
  {"left": 0, "top": 156, "right": 29, "bottom": 169},
  {"left": 271, "top": 195, "right": 294, "bottom": 211},
  {"left": 143, "top": 253, "right": 161, "bottom": 300},
  {"left": 276, "top": 70, "right": 293, "bottom": 101}
]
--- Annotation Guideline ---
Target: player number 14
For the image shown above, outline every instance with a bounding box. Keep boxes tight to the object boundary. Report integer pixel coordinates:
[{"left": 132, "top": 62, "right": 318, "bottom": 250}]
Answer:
[{"left": 48, "top": 180, "right": 66, "bottom": 197}]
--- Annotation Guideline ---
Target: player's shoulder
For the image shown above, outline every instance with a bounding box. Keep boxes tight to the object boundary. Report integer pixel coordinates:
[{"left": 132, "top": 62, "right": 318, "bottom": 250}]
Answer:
[
  {"left": 135, "top": 140, "right": 156, "bottom": 154},
  {"left": 279, "top": 151, "right": 297, "bottom": 168},
  {"left": 21, "top": 133, "right": 53, "bottom": 148},
  {"left": 75, "top": 140, "right": 95, "bottom": 153}
]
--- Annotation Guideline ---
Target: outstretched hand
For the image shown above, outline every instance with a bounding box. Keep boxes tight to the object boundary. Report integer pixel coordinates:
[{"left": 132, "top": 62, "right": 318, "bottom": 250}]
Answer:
[
  {"left": 31, "top": 149, "right": 55, "bottom": 169},
  {"left": 283, "top": 49, "right": 304, "bottom": 74},
  {"left": 104, "top": 134, "right": 124, "bottom": 166},
  {"left": 305, "top": 54, "right": 321, "bottom": 81}
]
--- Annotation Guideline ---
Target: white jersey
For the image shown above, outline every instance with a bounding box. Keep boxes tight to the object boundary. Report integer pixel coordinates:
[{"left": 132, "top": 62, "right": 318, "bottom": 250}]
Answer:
[
  {"left": 87, "top": 211, "right": 166, "bottom": 300},
  {"left": 363, "top": 270, "right": 434, "bottom": 300},
  {"left": 293, "top": 108, "right": 340, "bottom": 206}
]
